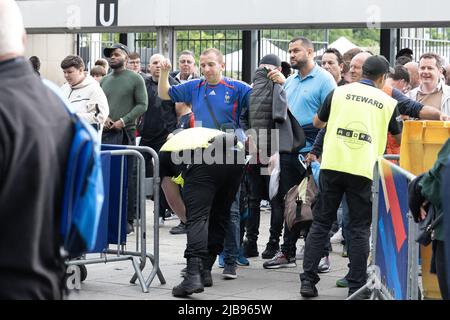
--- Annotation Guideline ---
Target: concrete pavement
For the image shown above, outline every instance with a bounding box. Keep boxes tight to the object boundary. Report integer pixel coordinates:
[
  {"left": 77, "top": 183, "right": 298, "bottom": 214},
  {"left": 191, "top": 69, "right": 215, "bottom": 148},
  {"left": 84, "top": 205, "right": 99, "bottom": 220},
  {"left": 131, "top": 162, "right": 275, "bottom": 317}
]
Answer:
[{"left": 66, "top": 202, "right": 350, "bottom": 300}]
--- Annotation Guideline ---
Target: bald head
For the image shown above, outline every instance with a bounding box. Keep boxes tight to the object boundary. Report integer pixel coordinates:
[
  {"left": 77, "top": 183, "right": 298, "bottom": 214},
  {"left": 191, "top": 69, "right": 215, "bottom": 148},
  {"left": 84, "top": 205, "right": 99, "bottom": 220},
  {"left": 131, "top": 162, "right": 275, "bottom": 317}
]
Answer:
[
  {"left": 0, "top": 0, "right": 26, "bottom": 59},
  {"left": 148, "top": 53, "right": 165, "bottom": 80},
  {"left": 404, "top": 61, "right": 420, "bottom": 89},
  {"left": 349, "top": 52, "right": 372, "bottom": 83}
]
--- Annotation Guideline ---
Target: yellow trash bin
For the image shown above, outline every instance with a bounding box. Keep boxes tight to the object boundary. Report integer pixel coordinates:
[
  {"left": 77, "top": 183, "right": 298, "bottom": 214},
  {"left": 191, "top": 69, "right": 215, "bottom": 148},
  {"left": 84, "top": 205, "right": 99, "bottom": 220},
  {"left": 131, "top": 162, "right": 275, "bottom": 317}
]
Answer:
[{"left": 399, "top": 120, "right": 450, "bottom": 299}]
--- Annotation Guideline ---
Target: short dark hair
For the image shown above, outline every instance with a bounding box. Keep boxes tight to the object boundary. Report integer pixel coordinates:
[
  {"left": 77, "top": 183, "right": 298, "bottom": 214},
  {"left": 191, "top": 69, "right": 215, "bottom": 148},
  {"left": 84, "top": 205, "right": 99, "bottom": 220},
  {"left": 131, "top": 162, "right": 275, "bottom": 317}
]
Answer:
[
  {"left": 323, "top": 48, "right": 343, "bottom": 65},
  {"left": 61, "top": 55, "right": 85, "bottom": 70},
  {"left": 342, "top": 48, "right": 363, "bottom": 73},
  {"left": 396, "top": 48, "right": 414, "bottom": 60},
  {"left": 90, "top": 65, "right": 106, "bottom": 77},
  {"left": 281, "top": 61, "right": 292, "bottom": 78},
  {"left": 388, "top": 65, "right": 410, "bottom": 84},
  {"left": 128, "top": 52, "right": 141, "bottom": 60},
  {"left": 419, "top": 52, "right": 443, "bottom": 69},
  {"left": 395, "top": 55, "right": 412, "bottom": 66},
  {"left": 29, "top": 56, "right": 40, "bottom": 72},
  {"left": 289, "top": 37, "right": 314, "bottom": 50},
  {"left": 342, "top": 48, "right": 363, "bottom": 63},
  {"left": 362, "top": 55, "right": 390, "bottom": 81},
  {"left": 95, "top": 58, "right": 108, "bottom": 69}
]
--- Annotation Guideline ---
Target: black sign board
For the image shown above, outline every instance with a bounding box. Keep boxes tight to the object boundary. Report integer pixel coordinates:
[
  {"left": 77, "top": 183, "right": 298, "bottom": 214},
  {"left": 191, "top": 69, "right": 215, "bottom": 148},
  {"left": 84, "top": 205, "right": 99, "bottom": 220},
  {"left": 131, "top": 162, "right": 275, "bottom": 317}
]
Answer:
[{"left": 96, "top": 0, "right": 118, "bottom": 27}]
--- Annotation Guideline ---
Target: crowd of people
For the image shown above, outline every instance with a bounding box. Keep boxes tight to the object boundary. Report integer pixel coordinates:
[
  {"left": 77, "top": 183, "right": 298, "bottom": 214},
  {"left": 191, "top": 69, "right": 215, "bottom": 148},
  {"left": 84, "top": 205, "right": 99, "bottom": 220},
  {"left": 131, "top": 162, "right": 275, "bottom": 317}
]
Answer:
[{"left": 1, "top": 0, "right": 449, "bottom": 300}]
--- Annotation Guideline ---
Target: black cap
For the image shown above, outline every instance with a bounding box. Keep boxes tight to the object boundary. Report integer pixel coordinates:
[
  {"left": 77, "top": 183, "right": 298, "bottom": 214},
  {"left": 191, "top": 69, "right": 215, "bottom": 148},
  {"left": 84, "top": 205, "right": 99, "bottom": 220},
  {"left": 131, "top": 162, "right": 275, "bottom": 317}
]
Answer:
[
  {"left": 259, "top": 54, "right": 281, "bottom": 67},
  {"left": 396, "top": 48, "right": 413, "bottom": 60},
  {"left": 362, "top": 55, "right": 390, "bottom": 77},
  {"left": 103, "top": 43, "right": 130, "bottom": 58}
]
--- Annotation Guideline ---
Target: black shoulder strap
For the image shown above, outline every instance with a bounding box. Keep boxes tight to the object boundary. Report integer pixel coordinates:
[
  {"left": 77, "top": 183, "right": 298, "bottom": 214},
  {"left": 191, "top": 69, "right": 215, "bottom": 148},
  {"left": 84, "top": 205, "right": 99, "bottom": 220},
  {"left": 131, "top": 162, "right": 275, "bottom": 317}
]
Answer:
[{"left": 203, "top": 82, "right": 221, "bottom": 130}]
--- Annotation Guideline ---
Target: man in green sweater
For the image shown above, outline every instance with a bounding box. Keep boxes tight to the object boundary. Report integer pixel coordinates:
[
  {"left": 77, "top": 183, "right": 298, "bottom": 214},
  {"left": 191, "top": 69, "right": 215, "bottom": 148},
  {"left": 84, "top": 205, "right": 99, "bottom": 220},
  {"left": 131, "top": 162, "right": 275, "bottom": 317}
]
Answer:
[
  {"left": 101, "top": 43, "right": 148, "bottom": 233},
  {"left": 101, "top": 43, "right": 148, "bottom": 138}
]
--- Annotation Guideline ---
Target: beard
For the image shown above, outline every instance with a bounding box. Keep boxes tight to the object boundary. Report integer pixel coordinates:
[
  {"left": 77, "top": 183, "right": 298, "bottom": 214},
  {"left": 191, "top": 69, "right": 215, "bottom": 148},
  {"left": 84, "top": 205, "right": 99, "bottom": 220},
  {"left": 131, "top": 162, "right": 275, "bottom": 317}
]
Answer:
[
  {"left": 291, "top": 59, "right": 307, "bottom": 70},
  {"left": 110, "top": 60, "right": 125, "bottom": 70}
]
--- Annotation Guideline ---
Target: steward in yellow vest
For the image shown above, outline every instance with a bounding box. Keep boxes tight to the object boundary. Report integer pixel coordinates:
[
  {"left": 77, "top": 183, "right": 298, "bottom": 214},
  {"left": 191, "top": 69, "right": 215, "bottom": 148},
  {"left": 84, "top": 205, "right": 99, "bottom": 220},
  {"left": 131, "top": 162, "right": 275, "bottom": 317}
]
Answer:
[
  {"left": 158, "top": 127, "right": 245, "bottom": 298},
  {"left": 320, "top": 81, "right": 398, "bottom": 180},
  {"left": 300, "top": 56, "right": 402, "bottom": 299}
]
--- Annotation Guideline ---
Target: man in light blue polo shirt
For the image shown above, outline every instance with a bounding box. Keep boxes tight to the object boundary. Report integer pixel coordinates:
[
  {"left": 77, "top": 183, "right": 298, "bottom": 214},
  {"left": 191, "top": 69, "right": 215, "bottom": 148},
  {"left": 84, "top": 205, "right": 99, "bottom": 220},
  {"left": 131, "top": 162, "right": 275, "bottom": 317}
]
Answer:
[
  {"left": 283, "top": 38, "right": 337, "bottom": 153},
  {"left": 262, "top": 37, "right": 336, "bottom": 269}
]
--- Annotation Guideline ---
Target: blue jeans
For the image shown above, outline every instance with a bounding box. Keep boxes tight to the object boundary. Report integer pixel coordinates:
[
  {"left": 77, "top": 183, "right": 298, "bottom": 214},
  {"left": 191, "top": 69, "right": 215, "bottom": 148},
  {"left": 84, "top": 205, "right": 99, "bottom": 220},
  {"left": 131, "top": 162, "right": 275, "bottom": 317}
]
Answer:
[{"left": 223, "top": 188, "right": 241, "bottom": 266}]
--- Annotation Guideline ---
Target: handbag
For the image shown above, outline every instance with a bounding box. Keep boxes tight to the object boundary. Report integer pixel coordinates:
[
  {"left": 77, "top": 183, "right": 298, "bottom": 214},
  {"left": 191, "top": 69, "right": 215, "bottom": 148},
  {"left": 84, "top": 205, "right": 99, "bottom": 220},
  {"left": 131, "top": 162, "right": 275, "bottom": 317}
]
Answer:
[
  {"left": 283, "top": 168, "right": 317, "bottom": 231},
  {"left": 416, "top": 205, "right": 442, "bottom": 246}
]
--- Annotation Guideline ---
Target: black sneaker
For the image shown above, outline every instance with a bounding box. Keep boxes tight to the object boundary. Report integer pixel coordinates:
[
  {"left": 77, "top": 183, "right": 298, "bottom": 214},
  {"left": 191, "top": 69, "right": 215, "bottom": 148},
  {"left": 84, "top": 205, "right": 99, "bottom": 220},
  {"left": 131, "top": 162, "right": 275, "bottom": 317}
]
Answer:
[
  {"left": 261, "top": 241, "right": 279, "bottom": 259},
  {"left": 222, "top": 264, "right": 237, "bottom": 279},
  {"left": 243, "top": 240, "right": 259, "bottom": 258},
  {"left": 164, "top": 209, "right": 178, "bottom": 220},
  {"left": 348, "top": 288, "right": 371, "bottom": 300},
  {"left": 300, "top": 280, "right": 318, "bottom": 298},
  {"left": 170, "top": 222, "right": 187, "bottom": 235}
]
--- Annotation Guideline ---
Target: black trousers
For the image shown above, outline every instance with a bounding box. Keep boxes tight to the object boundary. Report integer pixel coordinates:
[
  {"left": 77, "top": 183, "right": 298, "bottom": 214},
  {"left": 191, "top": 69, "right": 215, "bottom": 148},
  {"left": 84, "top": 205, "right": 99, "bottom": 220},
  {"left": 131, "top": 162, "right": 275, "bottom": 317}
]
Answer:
[
  {"left": 182, "top": 161, "right": 245, "bottom": 260},
  {"left": 245, "top": 163, "right": 270, "bottom": 243},
  {"left": 140, "top": 138, "right": 169, "bottom": 218},
  {"left": 432, "top": 240, "right": 449, "bottom": 300},
  {"left": 300, "top": 169, "right": 372, "bottom": 293}
]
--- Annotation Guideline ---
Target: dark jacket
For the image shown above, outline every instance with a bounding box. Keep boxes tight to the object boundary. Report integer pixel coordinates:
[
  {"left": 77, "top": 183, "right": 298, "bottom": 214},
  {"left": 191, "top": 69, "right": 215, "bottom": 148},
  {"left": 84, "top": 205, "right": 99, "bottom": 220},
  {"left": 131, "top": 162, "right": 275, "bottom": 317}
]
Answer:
[
  {"left": 418, "top": 138, "right": 450, "bottom": 241},
  {"left": 243, "top": 67, "right": 305, "bottom": 158},
  {"left": 0, "top": 57, "right": 73, "bottom": 299},
  {"left": 140, "top": 76, "right": 178, "bottom": 145}
]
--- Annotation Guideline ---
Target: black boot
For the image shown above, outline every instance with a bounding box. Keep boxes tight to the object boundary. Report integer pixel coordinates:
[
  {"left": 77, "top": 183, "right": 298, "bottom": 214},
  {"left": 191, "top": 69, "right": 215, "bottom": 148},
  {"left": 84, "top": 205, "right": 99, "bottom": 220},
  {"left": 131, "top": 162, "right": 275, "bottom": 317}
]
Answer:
[
  {"left": 172, "top": 257, "right": 204, "bottom": 297},
  {"left": 202, "top": 254, "right": 216, "bottom": 287}
]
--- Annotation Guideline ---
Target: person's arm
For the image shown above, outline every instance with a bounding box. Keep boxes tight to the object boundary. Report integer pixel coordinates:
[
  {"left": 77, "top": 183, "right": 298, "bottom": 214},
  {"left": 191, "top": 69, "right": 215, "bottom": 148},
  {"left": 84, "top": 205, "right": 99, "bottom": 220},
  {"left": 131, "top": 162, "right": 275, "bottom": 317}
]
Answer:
[
  {"left": 119, "top": 75, "right": 148, "bottom": 127},
  {"left": 88, "top": 84, "right": 109, "bottom": 126},
  {"left": 388, "top": 107, "right": 402, "bottom": 145},
  {"left": 267, "top": 68, "right": 286, "bottom": 86},
  {"left": 158, "top": 58, "right": 172, "bottom": 100},
  {"left": 393, "top": 88, "right": 444, "bottom": 120},
  {"left": 239, "top": 100, "right": 249, "bottom": 131},
  {"left": 313, "top": 114, "right": 326, "bottom": 129},
  {"left": 313, "top": 90, "right": 334, "bottom": 129},
  {"left": 310, "top": 127, "right": 326, "bottom": 157},
  {"left": 419, "top": 105, "right": 448, "bottom": 120},
  {"left": 161, "top": 177, "right": 186, "bottom": 223},
  {"left": 238, "top": 84, "right": 252, "bottom": 130}
]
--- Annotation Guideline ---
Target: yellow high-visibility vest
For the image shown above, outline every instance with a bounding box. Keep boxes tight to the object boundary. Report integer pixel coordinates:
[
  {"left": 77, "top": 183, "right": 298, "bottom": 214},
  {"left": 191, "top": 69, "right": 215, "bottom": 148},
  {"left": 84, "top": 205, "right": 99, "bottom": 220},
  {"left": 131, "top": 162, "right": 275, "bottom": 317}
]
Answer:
[{"left": 321, "top": 82, "right": 397, "bottom": 180}]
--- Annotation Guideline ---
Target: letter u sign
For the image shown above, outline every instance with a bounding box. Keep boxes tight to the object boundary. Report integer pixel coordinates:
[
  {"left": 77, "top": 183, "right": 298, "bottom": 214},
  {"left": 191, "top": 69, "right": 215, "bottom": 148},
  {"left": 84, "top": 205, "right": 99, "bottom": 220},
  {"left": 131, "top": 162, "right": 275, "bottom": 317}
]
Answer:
[{"left": 96, "top": 0, "right": 118, "bottom": 27}]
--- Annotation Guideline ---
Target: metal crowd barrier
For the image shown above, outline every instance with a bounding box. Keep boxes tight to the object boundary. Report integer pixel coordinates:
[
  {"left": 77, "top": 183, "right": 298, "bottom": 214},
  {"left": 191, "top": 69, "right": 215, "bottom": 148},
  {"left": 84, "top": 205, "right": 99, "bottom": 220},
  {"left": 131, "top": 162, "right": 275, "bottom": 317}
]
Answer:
[
  {"left": 65, "top": 145, "right": 165, "bottom": 293},
  {"left": 348, "top": 154, "right": 419, "bottom": 300}
]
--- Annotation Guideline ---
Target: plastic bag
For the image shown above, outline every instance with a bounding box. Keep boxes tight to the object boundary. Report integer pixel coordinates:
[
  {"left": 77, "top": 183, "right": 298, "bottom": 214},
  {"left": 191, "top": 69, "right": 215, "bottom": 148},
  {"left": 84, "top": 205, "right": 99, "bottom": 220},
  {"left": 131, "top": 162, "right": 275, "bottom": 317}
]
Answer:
[{"left": 269, "top": 152, "right": 280, "bottom": 200}]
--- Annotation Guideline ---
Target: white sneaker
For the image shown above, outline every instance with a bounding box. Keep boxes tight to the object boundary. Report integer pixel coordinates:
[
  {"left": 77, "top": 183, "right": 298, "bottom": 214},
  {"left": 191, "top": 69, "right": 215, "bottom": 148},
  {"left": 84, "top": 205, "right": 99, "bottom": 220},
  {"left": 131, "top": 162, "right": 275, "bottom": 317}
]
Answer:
[
  {"left": 260, "top": 200, "right": 270, "bottom": 210},
  {"left": 318, "top": 256, "right": 331, "bottom": 273},
  {"left": 330, "top": 227, "right": 343, "bottom": 244},
  {"left": 296, "top": 245, "right": 304, "bottom": 260},
  {"left": 158, "top": 217, "right": 165, "bottom": 226}
]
